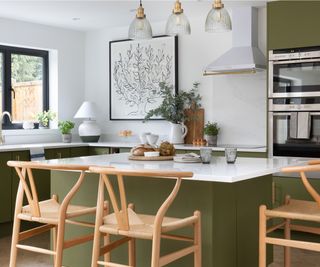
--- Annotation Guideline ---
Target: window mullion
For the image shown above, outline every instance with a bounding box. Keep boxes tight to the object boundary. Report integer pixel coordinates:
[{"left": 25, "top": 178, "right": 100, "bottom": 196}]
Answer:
[{"left": 3, "top": 50, "right": 12, "bottom": 126}]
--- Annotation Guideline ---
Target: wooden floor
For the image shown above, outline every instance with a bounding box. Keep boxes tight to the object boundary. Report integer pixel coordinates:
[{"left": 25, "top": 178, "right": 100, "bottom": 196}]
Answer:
[
  {"left": 0, "top": 234, "right": 320, "bottom": 266},
  {"left": 0, "top": 233, "right": 52, "bottom": 267},
  {"left": 269, "top": 247, "right": 320, "bottom": 267}
]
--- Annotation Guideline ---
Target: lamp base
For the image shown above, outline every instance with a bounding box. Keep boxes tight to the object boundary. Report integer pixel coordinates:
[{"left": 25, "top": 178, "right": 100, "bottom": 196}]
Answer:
[
  {"left": 80, "top": 135, "right": 100, "bottom": 142},
  {"left": 78, "top": 120, "right": 101, "bottom": 143}
]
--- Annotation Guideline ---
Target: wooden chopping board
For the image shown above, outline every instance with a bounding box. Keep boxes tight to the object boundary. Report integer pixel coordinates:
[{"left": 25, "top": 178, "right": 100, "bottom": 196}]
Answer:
[
  {"left": 184, "top": 108, "right": 204, "bottom": 144},
  {"left": 128, "top": 155, "right": 174, "bottom": 161}
]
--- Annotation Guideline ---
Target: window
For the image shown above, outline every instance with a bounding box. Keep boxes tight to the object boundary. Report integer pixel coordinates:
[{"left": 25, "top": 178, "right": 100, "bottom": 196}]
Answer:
[{"left": 0, "top": 45, "right": 49, "bottom": 129}]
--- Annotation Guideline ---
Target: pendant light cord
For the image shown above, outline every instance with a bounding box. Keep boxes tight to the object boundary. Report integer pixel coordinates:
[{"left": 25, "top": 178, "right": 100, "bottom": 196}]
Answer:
[{"left": 140, "top": 0, "right": 142, "bottom": 7}]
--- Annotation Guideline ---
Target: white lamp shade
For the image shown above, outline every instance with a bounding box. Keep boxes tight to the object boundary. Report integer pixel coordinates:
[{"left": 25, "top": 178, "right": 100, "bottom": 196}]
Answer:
[{"left": 74, "top": 101, "right": 98, "bottom": 119}]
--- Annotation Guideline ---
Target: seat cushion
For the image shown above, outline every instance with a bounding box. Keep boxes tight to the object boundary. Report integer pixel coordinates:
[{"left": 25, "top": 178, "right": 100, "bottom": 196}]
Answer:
[
  {"left": 18, "top": 198, "right": 96, "bottom": 224},
  {"left": 100, "top": 208, "right": 197, "bottom": 239}
]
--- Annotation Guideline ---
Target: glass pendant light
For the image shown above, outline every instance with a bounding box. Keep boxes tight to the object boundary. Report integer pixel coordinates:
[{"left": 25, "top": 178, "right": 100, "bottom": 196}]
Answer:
[
  {"left": 205, "top": 0, "right": 232, "bottom": 33},
  {"left": 128, "top": 0, "right": 152, "bottom": 40},
  {"left": 165, "top": 0, "right": 191, "bottom": 36}
]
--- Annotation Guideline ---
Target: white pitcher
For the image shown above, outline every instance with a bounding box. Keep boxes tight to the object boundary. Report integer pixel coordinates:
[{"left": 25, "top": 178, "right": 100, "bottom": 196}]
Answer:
[{"left": 169, "top": 122, "right": 188, "bottom": 144}]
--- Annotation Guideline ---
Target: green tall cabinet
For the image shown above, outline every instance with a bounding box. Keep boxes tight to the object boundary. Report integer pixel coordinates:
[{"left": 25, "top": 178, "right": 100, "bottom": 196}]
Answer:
[
  {"left": 268, "top": 1, "right": 320, "bottom": 205},
  {"left": 268, "top": 1, "right": 320, "bottom": 50}
]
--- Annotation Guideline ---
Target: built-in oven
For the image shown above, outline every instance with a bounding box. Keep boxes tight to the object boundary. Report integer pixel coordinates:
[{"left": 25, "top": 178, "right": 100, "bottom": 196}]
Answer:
[
  {"left": 269, "top": 46, "right": 320, "bottom": 157},
  {"left": 269, "top": 47, "right": 320, "bottom": 99},
  {"left": 269, "top": 109, "right": 320, "bottom": 157}
]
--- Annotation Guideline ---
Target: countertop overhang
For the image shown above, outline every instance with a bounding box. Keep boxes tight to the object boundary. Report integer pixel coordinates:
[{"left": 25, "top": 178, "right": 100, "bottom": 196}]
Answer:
[
  {"left": 40, "top": 153, "right": 307, "bottom": 183},
  {"left": 0, "top": 141, "right": 267, "bottom": 153}
]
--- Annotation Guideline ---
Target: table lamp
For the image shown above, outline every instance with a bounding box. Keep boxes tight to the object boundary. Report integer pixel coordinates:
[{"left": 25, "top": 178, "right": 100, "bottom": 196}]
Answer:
[{"left": 74, "top": 101, "right": 101, "bottom": 142}]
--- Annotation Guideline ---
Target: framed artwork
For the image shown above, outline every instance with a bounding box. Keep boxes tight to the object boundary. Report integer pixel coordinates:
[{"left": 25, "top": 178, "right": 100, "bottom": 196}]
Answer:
[{"left": 109, "top": 35, "right": 178, "bottom": 120}]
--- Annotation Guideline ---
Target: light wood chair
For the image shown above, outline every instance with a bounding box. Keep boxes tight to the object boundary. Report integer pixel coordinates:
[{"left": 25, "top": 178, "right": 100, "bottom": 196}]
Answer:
[
  {"left": 8, "top": 161, "right": 108, "bottom": 267},
  {"left": 89, "top": 167, "right": 202, "bottom": 267},
  {"left": 259, "top": 160, "right": 320, "bottom": 267}
]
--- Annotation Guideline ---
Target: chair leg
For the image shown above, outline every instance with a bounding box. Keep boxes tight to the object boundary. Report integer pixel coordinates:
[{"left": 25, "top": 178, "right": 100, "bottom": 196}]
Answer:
[
  {"left": 128, "top": 203, "right": 136, "bottom": 267},
  {"left": 54, "top": 221, "right": 66, "bottom": 267},
  {"left": 284, "top": 218, "right": 291, "bottom": 267},
  {"left": 52, "top": 226, "right": 58, "bottom": 250},
  {"left": 128, "top": 238, "right": 136, "bottom": 267},
  {"left": 194, "top": 211, "right": 202, "bottom": 267},
  {"left": 9, "top": 216, "right": 21, "bottom": 267},
  {"left": 151, "top": 233, "right": 161, "bottom": 267},
  {"left": 52, "top": 226, "right": 58, "bottom": 265},
  {"left": 103, "top": 202, "right": 110, "bottom": 263},
  {"left": 92, "top": 177, "right": 105, "bottom": 267},
  {"left": 259, "top": 205, "right": 267, "bottom": 267}
]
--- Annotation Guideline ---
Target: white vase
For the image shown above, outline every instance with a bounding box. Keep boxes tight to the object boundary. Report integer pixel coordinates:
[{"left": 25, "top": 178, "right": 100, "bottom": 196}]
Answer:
[{"left": 169, "top": 122, "right": 188, "bottom": 144}]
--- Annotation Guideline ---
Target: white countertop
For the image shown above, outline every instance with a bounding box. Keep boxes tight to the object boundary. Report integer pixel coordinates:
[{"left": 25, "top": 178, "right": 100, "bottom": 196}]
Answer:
[
  {"left": 0, "top": 141, "right": 267, "bottom": 153},
  {"left": 89, "top": 142, "right": 267, "bottom": 153},
  {"left": 0, "top": 142, "right": 87, "bottom": 152},
  {"left": 40, "top": 153, "right": 307, "bottom": 183}
]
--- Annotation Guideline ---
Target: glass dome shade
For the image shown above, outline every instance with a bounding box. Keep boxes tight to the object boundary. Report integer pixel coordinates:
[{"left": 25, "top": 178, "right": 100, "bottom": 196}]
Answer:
[
  {"left": 166, "top": 12, "right": 191, "bottom": 36},
  {"left": 205, "top": 7, "right": 232, "bottom": 33},
  {"left": 128, "top": 16, "right": 153, "bottom": 40}
]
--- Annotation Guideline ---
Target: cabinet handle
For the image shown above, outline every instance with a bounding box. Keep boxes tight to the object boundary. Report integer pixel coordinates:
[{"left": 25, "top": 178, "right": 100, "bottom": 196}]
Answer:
[{"left": 16, "top": 155, "right": 20, "bottom": 161}]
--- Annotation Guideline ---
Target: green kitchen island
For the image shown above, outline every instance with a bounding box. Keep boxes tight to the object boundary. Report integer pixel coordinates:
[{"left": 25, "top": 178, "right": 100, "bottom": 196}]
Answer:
[{"left": 45, "top": 153, "right": 306, "bottom": 267}]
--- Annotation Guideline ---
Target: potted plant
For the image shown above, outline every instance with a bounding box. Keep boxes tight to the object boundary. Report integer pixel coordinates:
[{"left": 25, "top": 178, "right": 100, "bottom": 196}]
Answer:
[
  {"left": 36, "top": 110, "right": 56, "bottom": 129},
  {"left": 204, "top": 121, "right": 220, "bottom": 146},
  {"left": 58, "top": 120, "right": 75, "bottom": 143},
  {"left": 144, "top": 82, "right": 201, "bottom": 144}
]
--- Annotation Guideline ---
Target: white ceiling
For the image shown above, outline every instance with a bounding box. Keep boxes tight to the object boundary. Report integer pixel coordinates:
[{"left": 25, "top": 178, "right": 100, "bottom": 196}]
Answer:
[{"left": 0, "top": 1, "right": 268, "bottom": 31}]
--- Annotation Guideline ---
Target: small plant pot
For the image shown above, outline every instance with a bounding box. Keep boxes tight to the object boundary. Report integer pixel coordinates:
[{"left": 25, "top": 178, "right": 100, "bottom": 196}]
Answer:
[
  {"left": 205, "top": 135, "right": 217, "bottom": 146},
  {"left": 39, "top": 122, "right": 48, "bottom": 129},
  {"left": 62, "top": 134, "right": 72, "bottom": 143}
]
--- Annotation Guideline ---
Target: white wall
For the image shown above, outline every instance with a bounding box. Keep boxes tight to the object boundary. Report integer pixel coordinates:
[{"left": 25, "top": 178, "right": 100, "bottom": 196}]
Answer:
[
  {"left": 85, "top": 7, "right": 267, "bottom": 145},
  {"left": 0, "top": 17, "right": 85, "bottom": 143}
]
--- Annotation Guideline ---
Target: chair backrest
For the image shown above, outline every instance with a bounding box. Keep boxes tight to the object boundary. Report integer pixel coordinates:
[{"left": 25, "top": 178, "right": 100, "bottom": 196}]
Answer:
[
  {"left": 282, "top": 163, "right": 320, "bottom": 206},
  {"left": 89, "top": 167, "right": 193, "bottom": 231},
  {"left": 8, "top": 160, "right": 90, "bottom": 217}
]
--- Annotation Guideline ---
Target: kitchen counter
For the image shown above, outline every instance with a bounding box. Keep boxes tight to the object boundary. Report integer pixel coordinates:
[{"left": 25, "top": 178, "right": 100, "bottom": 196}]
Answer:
[
  {"left": 43, "top": 152, "right": 305, "bottom": 183},
  {"left": 0, "top": 141, "right": 267, "bottom": 153},
  {"left": 89, "top": 142, "right": 267, "bottom": 152},
  {"left": 47, "top": 152, "right": 291, "bottom": 267},
  {"left": 0, "top": 142, "right": 87, "bottom": 152}
]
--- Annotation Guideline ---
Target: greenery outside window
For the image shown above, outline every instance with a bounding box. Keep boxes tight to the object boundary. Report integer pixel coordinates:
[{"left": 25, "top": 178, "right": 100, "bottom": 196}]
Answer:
[{"left": 0, "top": 45, "right": 49, "bottom": 129}]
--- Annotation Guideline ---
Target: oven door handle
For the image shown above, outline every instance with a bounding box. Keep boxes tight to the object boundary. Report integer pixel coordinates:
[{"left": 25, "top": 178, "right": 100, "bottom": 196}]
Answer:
[
  {"left": 269, "top": 92, "right": 320, "bottom": 98},
  {"left": 272, "top": 58, "right": 320, "bottom": 65},
  {"left": 272, "top": 112, "right": 320, "bottom": 116}
]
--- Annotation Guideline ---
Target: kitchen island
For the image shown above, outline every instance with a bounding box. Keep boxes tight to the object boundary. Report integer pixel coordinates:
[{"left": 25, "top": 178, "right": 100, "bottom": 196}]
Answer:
[{"left": 44, "top": 153, "right": 307, "bottom": 267}]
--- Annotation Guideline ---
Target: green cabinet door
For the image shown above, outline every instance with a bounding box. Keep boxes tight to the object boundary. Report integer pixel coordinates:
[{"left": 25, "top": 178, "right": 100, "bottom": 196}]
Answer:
[
  {"left": 268, "top": 1, "right": 320, "bottom": 50},
  {"left": 11, "top": 151, "right": 30, "bottom": 218},
  {"left": 45, "top": 148, "right": 71, "bottom": 159},
  {"left": 0, "top": 152, "right": 14, "bottom": 223},
  {"left": 89, "top": 147, "right": 110, "bottom": 156},
  {"left": 70, "top": 146, "right": 89, "bottom": 158}
]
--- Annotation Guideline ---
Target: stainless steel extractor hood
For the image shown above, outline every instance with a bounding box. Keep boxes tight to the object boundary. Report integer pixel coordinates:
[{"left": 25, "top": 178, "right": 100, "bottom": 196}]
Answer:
[{"left": 204, "top": 7, "right": 266, "bottom": 76}]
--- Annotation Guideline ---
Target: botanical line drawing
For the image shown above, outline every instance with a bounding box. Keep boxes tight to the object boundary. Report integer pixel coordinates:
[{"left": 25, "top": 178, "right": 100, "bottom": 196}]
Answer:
[{"left": 110, "top": 37, "right": 176, "bottom": 120}]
